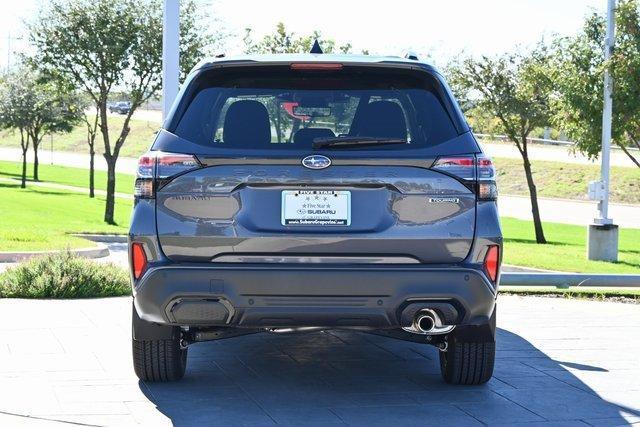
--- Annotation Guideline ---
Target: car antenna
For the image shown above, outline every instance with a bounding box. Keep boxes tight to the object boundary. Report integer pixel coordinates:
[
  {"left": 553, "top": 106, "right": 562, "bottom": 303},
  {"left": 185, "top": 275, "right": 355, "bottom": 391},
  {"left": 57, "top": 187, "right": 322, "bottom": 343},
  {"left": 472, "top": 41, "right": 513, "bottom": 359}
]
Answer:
[{"left": 310, "top": 39, "right": 323, "bottom": 54}]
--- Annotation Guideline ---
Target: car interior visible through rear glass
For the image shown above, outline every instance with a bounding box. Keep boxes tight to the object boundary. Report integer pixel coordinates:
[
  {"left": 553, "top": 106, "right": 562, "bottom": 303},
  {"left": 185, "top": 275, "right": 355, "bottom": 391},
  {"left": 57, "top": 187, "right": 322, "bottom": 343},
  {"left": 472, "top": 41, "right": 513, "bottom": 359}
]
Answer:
[{"left": 172, "top": 67, "right": 461, "bottom": 151}]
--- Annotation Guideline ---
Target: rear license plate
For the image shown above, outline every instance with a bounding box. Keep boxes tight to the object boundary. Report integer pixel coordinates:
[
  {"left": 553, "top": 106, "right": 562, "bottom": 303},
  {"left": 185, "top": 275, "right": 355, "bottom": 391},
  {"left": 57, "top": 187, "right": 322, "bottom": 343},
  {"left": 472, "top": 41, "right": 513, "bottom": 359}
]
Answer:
[{"left": 282, "top": 190, "right": 351, "bottom": 226}]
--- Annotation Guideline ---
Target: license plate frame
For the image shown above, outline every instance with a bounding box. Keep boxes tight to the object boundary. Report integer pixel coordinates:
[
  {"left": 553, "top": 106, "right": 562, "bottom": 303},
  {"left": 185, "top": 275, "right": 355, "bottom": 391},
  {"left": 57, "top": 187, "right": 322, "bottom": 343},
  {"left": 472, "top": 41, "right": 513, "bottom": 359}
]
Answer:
[{"left": 281, "top": 190, "right": 351, "bottom": 226}]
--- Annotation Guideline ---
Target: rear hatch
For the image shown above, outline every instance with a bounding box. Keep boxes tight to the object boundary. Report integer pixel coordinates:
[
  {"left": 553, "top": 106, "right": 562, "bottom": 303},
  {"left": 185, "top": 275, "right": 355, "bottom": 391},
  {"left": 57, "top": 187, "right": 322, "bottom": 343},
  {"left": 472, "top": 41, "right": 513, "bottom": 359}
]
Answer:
[{"left": 145, "top": 62, "right": 490, "bottom": 264}]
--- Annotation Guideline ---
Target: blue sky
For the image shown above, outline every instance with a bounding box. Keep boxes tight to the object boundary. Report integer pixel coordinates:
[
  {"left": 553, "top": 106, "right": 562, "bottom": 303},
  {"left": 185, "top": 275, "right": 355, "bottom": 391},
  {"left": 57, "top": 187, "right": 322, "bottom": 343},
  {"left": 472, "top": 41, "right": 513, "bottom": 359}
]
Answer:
[{"left": 1, "top": 0, "right": 606, "bottom": 69}]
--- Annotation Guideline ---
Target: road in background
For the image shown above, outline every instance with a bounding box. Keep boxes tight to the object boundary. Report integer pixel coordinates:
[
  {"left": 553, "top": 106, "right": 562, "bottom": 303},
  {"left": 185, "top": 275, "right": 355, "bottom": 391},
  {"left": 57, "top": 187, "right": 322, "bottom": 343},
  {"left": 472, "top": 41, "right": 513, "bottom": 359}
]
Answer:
[{"left": 497, "top": 194, "right": 639, "bottom": 229}]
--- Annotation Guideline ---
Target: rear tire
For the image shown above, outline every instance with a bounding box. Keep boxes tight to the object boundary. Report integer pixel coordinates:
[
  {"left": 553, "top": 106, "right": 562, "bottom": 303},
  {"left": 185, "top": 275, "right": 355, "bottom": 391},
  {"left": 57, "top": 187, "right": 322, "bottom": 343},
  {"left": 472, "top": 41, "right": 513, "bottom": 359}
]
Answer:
[
  {"left": 132, "top": 338, "right": 187, "bottom": 382},
  {"left": 439, "top": 338, "right": 495, "bottom": 385},
  {"left": 439, "top": 306, "right": 496, "bottom": 385}
]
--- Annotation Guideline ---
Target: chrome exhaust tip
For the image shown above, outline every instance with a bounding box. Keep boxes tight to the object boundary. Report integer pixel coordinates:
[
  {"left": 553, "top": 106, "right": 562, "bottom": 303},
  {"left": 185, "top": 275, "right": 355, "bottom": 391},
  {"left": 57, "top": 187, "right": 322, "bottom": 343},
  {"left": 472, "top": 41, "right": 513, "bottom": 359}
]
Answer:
[{"left": 414, "top": 311, "right": 436, "bottom": 333}]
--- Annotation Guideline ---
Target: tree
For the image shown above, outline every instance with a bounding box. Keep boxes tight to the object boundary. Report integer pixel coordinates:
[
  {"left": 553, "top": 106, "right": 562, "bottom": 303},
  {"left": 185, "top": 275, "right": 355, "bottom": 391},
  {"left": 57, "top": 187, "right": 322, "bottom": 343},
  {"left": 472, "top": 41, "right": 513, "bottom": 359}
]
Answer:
[
  {"left": 30, "top": 0, "right": 223, "bottom": 224},
  {"left": 29, "top": 78, "right": 84, "bottom": 182},
  {"left": 84, "top": 107, "right": 100, "bottom": 198},
  {"left": 448, "top": 46, "right": 553, "bottom": 243},
  {"left": 0, "top": 71, "right": 34, "bottom": 188},
  {"left": 0, "top": 68, "right": 83, "bottom": 187},
  {"left": 552, "top": 0, "right": 640, "bottom": 168},
  {"left": 243, "top": 23, "right": 353, "bottom": 55}
]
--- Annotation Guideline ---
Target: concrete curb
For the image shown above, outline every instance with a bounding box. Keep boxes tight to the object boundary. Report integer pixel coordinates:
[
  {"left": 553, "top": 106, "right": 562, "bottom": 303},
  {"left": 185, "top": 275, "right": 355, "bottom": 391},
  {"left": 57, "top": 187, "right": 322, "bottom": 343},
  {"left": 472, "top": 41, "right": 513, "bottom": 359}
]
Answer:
[
  {"left": 71, "top": 234, "right": 128, "bottom": 243},
  {"left": 501, "top": 272, "right": 640, "bottom": 288},
  {"left": 0, "top": 243, "right": 110, "bottom": 263}
]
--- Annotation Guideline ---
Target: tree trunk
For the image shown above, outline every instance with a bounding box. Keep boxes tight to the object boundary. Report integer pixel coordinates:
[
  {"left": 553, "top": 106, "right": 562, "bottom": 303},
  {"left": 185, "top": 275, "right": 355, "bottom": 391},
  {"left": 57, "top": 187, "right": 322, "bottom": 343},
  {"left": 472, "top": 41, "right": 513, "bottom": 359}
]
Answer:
[
  {"left": 21, "top": 148, "right": 28, "bottom": 189},
  {"left": 104, "top": 155, "right": 116, "bottom": 224},
  {"left": 618, "top": 142, "right": 640, "bottom": 168},
  {"left": 33, "top": 142, "right": 40, "bottom": 182},
  {"left": 522, "top": 156, "right": 546, "bottom": 244},
  {"left": 89, "top": 145, "right": 95, "bottom": 198}
]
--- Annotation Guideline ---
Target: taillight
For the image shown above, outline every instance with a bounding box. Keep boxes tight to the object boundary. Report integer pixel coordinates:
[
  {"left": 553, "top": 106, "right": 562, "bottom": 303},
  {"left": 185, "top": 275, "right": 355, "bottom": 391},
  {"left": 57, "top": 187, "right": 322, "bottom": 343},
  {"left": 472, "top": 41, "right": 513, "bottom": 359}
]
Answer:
[
  {"left": 431, "top": 156, "right": 476, "bottom": 180},
  {"left": 431, "top": 155, "right": 498, "bottom": 201},
  {"left": 134, "top": 151, "right": 200, "bottom": 199},
  {"left": 131, "top": 242, "right": 148, "bottom": 280},
  {"left": 484, "top": 245, "right": 500, "bottom": 283}
]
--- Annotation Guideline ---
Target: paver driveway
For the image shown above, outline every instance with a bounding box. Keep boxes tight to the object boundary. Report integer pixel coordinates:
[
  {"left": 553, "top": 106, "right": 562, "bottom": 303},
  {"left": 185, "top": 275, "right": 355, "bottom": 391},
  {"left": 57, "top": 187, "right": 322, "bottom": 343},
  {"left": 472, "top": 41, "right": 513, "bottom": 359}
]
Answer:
[{"left": 0, "top": 295, "right": 638, "bottom": 426}]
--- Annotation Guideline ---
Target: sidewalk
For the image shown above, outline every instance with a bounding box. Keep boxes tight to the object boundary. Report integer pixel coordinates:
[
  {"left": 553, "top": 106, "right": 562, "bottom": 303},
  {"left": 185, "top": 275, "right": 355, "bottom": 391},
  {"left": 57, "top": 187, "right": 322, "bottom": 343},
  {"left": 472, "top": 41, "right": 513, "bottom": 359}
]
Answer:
[{"left": 0, "top": 295, "right": 637, "bottom": 425}]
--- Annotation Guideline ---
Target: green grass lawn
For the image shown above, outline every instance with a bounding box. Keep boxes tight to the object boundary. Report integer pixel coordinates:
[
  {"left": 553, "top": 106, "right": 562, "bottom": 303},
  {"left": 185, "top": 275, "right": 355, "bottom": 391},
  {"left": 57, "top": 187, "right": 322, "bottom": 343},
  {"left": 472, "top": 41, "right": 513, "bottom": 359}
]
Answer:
[
  {"left": 501, "top": 217, "right": 640, "bottom": 274},
  {"left": 0, "top": 115, "right": 158, "bottom": 158},
  {"left": 0, "top": 160, "right": 135, "bottom": 194},
  {"left": 0, "top": 182, "right": 130, "bottom": 251},
  {"left": 494, "top": 157, "right": 640, "bottom": 205}
]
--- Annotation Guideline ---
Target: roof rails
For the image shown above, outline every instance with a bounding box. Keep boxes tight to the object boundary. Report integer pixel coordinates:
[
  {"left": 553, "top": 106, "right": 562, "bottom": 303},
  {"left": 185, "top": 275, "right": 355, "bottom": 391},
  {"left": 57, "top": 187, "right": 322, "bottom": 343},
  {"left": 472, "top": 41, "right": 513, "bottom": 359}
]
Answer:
[{"left": 404, "top": 51, "right": 419, "bottom": 61}]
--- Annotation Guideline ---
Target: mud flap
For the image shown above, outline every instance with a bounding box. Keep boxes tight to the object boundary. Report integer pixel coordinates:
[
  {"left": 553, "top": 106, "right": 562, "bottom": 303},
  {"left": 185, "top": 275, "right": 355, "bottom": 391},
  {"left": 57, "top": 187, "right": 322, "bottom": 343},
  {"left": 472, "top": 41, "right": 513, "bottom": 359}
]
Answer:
[{"left": 132, "top": 302, "right": 180, "bottom": 341}]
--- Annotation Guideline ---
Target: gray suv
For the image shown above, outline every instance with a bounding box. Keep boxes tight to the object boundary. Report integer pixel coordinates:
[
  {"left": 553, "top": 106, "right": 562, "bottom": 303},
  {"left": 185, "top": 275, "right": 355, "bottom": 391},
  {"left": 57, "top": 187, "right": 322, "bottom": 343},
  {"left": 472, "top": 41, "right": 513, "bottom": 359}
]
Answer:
[{"left": 129, "top": 53, "right": 502, "bottom": 385}]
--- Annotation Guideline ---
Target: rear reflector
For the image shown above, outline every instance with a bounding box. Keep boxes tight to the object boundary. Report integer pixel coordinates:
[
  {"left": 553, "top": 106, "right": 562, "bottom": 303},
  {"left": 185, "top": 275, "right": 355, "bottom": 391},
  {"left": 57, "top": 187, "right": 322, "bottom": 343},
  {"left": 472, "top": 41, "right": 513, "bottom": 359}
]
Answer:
[
  {"left": 131, "top": 242, "right": 148, "bottom": 280},
  {"left": 290, "top": 63, "right": 343, "bottom": 71},
  {"left": 484, "top": 245, "right": 500, "bottom": 282}
]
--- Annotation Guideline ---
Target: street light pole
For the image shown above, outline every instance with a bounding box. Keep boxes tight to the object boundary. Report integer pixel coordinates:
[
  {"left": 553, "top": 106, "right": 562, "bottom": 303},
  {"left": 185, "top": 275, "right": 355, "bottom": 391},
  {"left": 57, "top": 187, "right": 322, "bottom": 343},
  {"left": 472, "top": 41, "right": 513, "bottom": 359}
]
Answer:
[
  {"left": 587, "top": 0, "right": 618, "bottom": 261},
  {"left": 597, "top": 0, "right": 615, "bottom": 225},
  {"left": 162, "top": 0, "right": 180, "bottom": 120}
]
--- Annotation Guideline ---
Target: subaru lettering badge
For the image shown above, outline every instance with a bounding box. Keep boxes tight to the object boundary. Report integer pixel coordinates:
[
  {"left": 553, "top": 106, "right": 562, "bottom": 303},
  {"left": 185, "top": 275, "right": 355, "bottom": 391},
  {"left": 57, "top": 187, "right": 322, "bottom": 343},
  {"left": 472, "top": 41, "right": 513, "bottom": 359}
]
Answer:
[{"left": 302, "top": 155, "right": 331, "bottom": 170}]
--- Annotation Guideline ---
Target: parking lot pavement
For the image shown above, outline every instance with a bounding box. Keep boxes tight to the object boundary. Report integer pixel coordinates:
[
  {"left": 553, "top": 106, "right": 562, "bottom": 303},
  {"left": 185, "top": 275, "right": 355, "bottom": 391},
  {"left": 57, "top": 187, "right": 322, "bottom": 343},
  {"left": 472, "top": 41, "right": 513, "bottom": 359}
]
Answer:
[{"left": 0, "top": 296, "right": 638, "bottom": 426}]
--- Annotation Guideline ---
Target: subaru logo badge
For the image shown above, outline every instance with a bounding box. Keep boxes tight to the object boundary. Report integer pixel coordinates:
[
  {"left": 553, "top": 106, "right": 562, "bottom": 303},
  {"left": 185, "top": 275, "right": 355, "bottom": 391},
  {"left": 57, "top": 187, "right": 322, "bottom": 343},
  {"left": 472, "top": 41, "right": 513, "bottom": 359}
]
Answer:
[{"left": 302, "top": 155, "right": 331, "bottom": 170}]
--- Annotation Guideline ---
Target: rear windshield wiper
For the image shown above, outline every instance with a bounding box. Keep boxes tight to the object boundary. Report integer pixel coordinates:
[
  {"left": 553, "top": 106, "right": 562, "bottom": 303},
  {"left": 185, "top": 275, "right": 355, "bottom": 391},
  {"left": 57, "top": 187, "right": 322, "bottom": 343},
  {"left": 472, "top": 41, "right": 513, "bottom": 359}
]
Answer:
[{"left": 312, "top": 136, "right": 407, "bottom": 149}]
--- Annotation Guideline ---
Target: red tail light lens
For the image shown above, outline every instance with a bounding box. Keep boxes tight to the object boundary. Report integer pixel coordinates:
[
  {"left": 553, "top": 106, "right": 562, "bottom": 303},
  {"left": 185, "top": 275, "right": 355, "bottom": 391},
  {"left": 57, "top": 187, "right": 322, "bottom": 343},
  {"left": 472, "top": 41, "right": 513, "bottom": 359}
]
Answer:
[
  {"left": 131, "top": 242, "right": 148, "bottom": 280},
  {"left": 431, "top": 156, "right": 476, "bottom": 180},
  {"left": 155, "top": 152, "right": 200, "bottom": 179},
  {"left": 431, "top": 155, "right": 497, "bottom": 201},
  {"left": 134, "top": 151, "right": 200, "bottom": 199},
  {"left": 484, "top": 245, "right": 500, "bottom": 282}
]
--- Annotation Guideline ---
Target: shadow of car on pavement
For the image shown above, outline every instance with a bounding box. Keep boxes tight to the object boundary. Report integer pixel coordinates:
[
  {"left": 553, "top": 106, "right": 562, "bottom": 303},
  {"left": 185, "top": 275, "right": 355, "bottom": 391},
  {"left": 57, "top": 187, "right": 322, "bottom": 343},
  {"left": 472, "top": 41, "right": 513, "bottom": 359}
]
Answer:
[{"left": 138, "top": 328, "right": 638, "bottom": 426}]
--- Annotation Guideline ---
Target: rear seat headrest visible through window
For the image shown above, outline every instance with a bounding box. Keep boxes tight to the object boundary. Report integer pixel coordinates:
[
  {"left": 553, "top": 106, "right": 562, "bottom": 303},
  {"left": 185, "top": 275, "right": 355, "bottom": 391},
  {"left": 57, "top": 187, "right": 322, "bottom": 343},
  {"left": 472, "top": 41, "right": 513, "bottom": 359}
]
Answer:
[
  {"left": 293, "top": 128, "right": 336, "bottom": 145},
  {"left": 350, "top": 101, "right": 407, "bottom": 140},
  {"left": 223, "top": 100, "right": 271, "bottom": 147}
]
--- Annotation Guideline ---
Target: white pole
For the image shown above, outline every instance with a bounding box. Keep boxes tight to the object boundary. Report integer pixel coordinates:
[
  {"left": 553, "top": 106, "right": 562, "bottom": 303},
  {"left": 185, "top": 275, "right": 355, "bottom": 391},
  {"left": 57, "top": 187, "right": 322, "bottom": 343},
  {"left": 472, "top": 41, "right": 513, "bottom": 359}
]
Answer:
[
  {"left": 596, "top": 0, "right": 615, "bottom": 225},
  {"left": 162, "top": 0, "right": 180, "bottom": 120}
]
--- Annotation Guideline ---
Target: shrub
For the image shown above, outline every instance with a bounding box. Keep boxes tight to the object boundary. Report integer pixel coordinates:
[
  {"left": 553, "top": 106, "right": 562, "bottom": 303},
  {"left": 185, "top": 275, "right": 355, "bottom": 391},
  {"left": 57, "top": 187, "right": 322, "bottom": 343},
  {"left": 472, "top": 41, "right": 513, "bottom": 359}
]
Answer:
[{"left": 0, "top": 251, "right": 131, "bottom": 298}]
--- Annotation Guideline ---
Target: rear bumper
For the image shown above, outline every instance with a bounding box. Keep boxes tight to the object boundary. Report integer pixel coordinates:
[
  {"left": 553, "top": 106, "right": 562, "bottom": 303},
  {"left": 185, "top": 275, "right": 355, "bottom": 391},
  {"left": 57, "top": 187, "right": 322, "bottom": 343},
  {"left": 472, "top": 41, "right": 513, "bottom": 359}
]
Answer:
[{"left": 133, "top": 264, "right": 497, "bottom": 329}]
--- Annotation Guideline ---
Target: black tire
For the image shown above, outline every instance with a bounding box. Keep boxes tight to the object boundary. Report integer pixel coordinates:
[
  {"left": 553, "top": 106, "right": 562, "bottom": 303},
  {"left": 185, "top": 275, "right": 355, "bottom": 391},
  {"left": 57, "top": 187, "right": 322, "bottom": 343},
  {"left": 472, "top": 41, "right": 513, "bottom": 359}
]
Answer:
[
  {"left": 439, "top": 338, "right": 495, "bottom": 385},
  {"left": 439, "top": 306, "right": 496, "bottom": 385},
  {"left": 132, "top": 338, "right": 187, "bottom": 382}
]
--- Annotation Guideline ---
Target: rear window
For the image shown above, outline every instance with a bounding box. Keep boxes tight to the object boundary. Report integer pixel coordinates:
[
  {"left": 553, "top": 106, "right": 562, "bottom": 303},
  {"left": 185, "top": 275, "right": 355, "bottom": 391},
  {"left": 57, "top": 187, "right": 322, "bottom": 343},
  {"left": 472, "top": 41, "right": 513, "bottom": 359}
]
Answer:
[{"left": 172, "top": 66, "right": 462, "bottom": 151}]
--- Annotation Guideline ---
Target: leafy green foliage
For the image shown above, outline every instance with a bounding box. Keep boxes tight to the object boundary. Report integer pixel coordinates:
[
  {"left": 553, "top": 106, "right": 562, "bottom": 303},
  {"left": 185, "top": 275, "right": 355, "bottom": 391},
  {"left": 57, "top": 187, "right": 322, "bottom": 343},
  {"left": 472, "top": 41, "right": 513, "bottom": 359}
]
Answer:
[
  {"left": 0, "top": 252, "right": 130, "bottom": 298},
  {"left": 243, "top": 23, "right": 352, "bottom": 54},
  {"left": 29, "top": 0, "right": 223, "bottom": 223},
  {"left": 0, "top": 68, "right": 84, "bottom": 186},
  {"left": 552, "top": 0, "right": 640, "bottom": 168}
]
